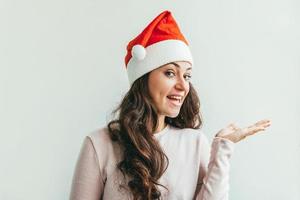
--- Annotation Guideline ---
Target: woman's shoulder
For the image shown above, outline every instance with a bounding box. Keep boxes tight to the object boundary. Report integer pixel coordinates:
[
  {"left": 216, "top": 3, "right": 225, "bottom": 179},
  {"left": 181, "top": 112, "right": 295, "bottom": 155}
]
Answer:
[
  {"left": 84, "top": 125, "right": 123, "bottom": 170},
  {"left": 87, "top": 126, "right": 112, "bottom": 145}
]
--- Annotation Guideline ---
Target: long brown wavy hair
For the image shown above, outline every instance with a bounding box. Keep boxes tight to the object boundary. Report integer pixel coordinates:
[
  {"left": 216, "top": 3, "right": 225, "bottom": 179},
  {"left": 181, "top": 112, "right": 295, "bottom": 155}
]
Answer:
[{"left": 107, "top": 70, "right": 203, "bottom": 200}]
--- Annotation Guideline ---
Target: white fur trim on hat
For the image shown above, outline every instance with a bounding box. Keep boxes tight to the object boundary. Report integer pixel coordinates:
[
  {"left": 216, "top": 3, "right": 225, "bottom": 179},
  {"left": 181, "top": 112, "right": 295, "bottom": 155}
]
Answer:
[{"left": 126, "top": 39, "right": 193, "bottom": 85}]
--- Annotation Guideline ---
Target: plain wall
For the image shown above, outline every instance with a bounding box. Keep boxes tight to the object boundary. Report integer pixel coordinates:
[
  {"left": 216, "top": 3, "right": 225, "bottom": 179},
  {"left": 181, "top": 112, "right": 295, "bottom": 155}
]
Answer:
[{"left": 0, "top": 0, "right": 299, "bottom": 199}]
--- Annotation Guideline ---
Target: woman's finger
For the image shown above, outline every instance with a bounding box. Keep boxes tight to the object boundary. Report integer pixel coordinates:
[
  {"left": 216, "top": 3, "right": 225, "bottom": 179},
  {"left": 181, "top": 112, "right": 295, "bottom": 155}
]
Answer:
[
  {"left": 243, "top": 125, "right": 266, "bottom": 137},
  {"left": 254, "top": 119, "right": 271, "bottom": 126},
  {"left": 247, "top": 120, "right": 271, "bottom": 131}
]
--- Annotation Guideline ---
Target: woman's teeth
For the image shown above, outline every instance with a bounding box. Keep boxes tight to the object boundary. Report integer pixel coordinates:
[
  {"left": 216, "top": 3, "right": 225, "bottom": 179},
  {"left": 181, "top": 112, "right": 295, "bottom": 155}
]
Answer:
[{"left": 167, "top": 95, "right": 182, "bottom": 102}]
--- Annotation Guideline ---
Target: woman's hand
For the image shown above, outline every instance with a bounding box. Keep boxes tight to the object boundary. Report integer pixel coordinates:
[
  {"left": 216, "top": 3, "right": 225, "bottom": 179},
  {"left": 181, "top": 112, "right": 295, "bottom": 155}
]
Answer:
[{"left": 215, "top": 119, "right": 271, "bottom": 143}]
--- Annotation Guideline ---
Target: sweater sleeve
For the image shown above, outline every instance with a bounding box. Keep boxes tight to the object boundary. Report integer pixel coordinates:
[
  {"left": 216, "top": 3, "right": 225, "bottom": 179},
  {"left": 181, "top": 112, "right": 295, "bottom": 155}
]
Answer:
[
  {"left": 193, "top": 134, "right": 235, "bottom": 200},
  {"left": 70, "top": 136, "right": 105, "bottom": 200}
]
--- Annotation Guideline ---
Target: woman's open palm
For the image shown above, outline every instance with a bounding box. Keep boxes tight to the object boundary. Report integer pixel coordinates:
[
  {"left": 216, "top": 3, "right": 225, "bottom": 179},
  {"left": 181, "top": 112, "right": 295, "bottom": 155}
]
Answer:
[{"left": 215, "top": 119, "right": 272, "bottom": 143}]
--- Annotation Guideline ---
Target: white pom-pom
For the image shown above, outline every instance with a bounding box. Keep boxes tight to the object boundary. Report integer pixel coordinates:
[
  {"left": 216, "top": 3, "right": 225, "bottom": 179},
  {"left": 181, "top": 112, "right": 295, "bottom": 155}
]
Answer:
[{"left": 131, "top": 45, "right": 146, "bottom": 60}]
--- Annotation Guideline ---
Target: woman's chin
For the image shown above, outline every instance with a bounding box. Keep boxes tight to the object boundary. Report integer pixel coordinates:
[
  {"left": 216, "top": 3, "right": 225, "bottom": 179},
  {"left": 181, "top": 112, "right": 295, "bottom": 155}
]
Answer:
[{"left": 166, "top": 111, "right": 180, "bottom": 118}]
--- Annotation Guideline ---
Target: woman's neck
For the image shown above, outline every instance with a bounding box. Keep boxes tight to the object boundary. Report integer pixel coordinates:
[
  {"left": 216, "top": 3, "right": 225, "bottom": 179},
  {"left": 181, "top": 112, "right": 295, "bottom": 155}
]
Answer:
[{"left": 154, "top": 115, "right": 166, "bottom": 133}]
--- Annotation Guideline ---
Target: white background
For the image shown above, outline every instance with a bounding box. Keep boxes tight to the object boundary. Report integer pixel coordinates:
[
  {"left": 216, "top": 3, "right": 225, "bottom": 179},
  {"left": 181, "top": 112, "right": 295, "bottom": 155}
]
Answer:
[{"left": 1, "top": 0, "right": 299, "bottom": 199}]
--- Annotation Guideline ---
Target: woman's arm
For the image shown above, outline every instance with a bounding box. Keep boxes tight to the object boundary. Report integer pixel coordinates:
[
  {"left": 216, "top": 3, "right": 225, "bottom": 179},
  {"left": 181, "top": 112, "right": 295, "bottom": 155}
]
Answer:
[
  {"left": 193, "top": 119, "right": 271, "bottom": 200},
  {"left": 193, "top": 135, "right": 235, "bottom": 200},
  {"left": 70, "top": 136, "right": 105, "bottom": 200}
]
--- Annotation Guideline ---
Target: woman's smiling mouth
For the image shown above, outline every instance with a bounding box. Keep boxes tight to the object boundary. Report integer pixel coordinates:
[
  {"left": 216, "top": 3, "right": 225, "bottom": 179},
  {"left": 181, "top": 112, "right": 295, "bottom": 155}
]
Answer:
[{"left": 167, "top": 95, "right": 183, "bottom": 107}]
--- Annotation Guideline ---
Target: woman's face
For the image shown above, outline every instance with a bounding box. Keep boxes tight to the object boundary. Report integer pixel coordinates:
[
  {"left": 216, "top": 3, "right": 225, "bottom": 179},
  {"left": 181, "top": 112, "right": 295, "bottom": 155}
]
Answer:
[{"left": 148, "top": 61, "right": 192, "bottom": 118}]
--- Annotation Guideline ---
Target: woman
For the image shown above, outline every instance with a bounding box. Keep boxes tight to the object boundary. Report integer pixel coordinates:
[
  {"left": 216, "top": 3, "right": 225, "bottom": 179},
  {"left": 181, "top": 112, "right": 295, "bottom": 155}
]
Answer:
[{"left": 70, "top": 10, "right": 271, "bottom": 200}]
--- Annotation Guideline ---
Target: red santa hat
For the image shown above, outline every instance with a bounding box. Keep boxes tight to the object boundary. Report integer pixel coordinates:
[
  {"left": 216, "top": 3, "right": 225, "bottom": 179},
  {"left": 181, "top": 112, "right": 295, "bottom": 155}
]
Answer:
[{"left": 125, "top": 10, "right": 193, "bottom": 85}]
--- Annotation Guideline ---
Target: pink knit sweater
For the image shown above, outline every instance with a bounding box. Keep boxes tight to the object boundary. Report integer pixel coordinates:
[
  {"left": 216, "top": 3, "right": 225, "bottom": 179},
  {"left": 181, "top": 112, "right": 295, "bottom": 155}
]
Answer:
[{"left": 70, "top": 124, "right": 235, "bottom": 200}]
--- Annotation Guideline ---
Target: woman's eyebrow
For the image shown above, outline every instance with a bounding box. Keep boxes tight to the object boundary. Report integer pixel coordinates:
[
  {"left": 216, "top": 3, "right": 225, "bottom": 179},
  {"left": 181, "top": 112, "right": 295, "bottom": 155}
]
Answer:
[{"left": 169, "top": 62, "right": 192, "bottom": 71}]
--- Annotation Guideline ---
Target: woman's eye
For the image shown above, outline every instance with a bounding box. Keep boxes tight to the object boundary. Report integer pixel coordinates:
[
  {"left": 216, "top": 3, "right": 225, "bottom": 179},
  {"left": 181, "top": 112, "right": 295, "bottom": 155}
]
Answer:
[
  {"left": 184, "top": 74, "right": 192, "bottom": 81},
  {"left": 164, "top": 70, "right": 192, "bottom": 81},
  {"left": 165, "top": 71, "right": 175, "bottom": 77}
]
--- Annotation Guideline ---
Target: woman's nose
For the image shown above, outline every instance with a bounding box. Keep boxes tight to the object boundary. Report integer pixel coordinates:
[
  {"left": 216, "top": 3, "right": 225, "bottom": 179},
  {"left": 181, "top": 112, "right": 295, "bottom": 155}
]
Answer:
[{"left": 175, "top": 76, "right": 187, "bottom": 91}]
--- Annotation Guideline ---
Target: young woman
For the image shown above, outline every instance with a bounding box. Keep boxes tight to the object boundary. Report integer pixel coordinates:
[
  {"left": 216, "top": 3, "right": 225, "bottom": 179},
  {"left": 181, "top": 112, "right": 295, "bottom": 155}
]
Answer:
[{"left": 70, "top": 10, "right": 271, "bottom": 200}]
